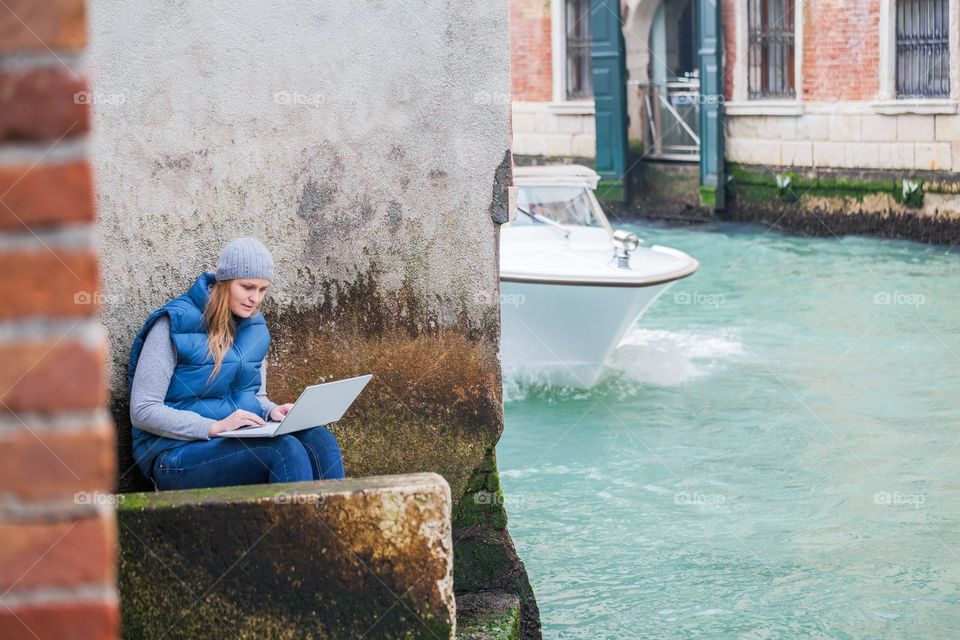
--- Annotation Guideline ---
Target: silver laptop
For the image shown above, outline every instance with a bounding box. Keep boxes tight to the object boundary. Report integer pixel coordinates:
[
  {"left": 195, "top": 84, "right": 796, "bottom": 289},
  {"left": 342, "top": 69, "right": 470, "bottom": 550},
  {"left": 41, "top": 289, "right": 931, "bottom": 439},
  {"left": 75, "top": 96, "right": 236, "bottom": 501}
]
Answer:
[{"left": 218, "top": 373, "right": 372, "bottom": 438}]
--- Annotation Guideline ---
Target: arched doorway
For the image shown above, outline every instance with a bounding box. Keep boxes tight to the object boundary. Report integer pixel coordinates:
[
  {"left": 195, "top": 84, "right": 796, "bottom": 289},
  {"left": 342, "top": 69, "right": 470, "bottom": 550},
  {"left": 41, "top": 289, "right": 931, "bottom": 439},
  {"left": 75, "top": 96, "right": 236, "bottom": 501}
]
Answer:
[{"left": 625, "top": 0, "right": 701, "bottom": 161}]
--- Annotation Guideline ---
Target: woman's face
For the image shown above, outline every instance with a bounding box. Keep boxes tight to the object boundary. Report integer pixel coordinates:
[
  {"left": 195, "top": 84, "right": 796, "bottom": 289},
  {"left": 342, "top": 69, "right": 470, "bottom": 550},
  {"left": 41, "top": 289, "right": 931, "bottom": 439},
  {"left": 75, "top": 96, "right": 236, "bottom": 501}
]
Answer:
[{"left": 228, "top": 278, "right": 270, "bottom": 318}]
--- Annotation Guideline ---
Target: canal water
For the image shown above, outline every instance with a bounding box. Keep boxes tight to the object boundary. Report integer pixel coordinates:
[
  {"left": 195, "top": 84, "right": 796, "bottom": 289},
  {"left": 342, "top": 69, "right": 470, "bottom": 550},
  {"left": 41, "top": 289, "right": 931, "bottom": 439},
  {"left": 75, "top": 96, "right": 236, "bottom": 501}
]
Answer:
[{"left": 497, "top": 222, "right": 960, "bottom": 639}]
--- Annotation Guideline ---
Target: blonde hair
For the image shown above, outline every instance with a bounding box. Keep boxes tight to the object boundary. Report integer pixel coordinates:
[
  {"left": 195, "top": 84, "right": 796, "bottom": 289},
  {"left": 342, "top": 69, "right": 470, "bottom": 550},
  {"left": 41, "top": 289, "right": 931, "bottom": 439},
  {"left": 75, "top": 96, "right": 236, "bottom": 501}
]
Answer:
[{"left": 202, "top": 280, "right": 237, "bottom": 384}]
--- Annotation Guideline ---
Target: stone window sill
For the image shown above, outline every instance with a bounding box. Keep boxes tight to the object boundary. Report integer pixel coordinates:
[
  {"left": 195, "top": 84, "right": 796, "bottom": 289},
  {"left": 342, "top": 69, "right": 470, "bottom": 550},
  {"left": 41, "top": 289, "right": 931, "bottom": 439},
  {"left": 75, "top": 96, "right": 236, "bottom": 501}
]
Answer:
[
  {"left": 512, "top": 100, "right": 595, "bottom": 116},
  {"left": 724, "top": 101, "right": 804, "bottom": 116},
  {"left": 870, "top": 100, "right": 958, "bottom": 115},
  {"left": 725, "top": 99, "right": 959, "bottom": 117}
]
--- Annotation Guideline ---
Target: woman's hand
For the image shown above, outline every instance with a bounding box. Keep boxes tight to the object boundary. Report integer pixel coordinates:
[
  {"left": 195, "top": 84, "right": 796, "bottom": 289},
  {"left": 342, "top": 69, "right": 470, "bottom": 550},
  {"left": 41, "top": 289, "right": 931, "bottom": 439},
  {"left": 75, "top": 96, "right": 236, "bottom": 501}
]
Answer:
[
  {"left": 269, "top": 403, "right": 295, "bottom": 422},
  {"left": 208, "top": 409, "right": 266, "bottom": 437}
]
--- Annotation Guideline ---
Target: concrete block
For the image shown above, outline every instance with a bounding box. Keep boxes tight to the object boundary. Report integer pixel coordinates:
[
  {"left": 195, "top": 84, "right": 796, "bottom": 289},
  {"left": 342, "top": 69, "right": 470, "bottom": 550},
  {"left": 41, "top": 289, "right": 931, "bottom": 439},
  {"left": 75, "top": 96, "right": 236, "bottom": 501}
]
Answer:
[
  {"left": 556, "top": 114, "right": 589, "bottom": 135},
  {"left": 724, "top": 137, "right": 751, "bottom": 163},
  {"left": 510, "top": 112, "right": 537, "bottom": 135},
  {"left": 569, "top": 133, "right": 597, "bottom": 158},
  {"left": 781, "top": 140, "right": 813, "bottom": 167},
  {"left": 531, "top": 112, "right": 556, "bottom": 134},
  {"left": 511, "top": 134, "right": 545, "bottom": 156},
  {"left": 813, "top": 142, "right": 847, "bottom": 168},
  {"left": 915, "top": 143, "right": 952, "bottom": 171},
  {"left": 540, "top": 134, "right": 575, "bottom": 157},
  {"left": 726, "top": 115, "right": 761, "bottom": 139},
  {"left": 799, "top": 114, "right": 830, "bottom": 141},
  {"left": 828, "top": 115, "right": 862, "bottom": 142},
  {"left": 897, "top": 114, "right": 935, "bottom": 142},
  {"left": 861, "top": 114, "right": 898, "bottom": 142},
  {"left": 740, "top": 139, "right": 781, "bottom": 166},
  {"left": 756, "top": 116, "right": 775, "bottom": 139},
  {"left": 876, "top": 143, "right": 900, "bottom": 169},
  {"left": 935, "top": 115, "right": 960, "bottom": 142},
  {"left": 117, "top": 473, "right": 455, "bottom": 640},
  {"left": 884, "top": 142, "right": 916, "bottom": 169},
  {"left": 764, "top": 116, "right": 797, "bottom": 140},
  {"left": 897, "top": 142, "right": 918, "bottom": 169},
  {"left": 845, "top": 143, "right": 882, "bottom": 169},
  {"left": 515, "top": 133, "right": 558, "bottom": 157}
]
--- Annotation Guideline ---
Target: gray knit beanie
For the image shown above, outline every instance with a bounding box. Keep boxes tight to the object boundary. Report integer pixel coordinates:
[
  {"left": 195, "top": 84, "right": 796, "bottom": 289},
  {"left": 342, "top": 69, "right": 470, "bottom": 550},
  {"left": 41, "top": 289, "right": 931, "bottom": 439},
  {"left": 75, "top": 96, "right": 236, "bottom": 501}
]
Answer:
[{"left": 215, "top": 237, "right": 275, "bottom": 282}]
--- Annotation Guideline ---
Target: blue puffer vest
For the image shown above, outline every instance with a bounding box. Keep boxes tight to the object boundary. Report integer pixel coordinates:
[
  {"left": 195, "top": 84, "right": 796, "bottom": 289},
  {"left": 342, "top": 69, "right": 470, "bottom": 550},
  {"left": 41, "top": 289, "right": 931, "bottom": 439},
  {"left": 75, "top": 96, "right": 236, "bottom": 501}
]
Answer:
[{"left": 127, "top": 271, "right": 271, "bottom": 478}]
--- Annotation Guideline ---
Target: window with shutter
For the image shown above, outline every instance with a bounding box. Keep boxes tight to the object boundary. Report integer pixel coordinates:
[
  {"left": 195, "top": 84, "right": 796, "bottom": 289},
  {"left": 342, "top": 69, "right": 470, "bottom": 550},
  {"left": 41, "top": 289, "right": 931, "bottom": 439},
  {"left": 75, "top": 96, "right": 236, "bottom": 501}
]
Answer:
[
  {"left": 747, "top": 0, "right": 795, "bottom": 99},
  {"left": 565, "top": 0, "right": 593, "bottom": 100},
  {"left": 896, "top": 0, "right": 950, "bottom": 98}
]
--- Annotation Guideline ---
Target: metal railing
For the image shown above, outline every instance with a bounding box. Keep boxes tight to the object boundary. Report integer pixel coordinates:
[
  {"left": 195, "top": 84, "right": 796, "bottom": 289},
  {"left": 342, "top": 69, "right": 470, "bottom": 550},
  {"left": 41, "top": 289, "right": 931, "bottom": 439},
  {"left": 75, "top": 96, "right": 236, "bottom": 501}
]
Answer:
[
  {"left": 634, "top": 78, "right": 701, "bottom": 162},
  {"left": 896, "top": 0, "right": 951, "bottom": 98},
  {"left": 747, "top": 0, "right": 796, "bottom": 99},
  {"left": 565, "top": 0, "right": 593, "bottom": 100}
]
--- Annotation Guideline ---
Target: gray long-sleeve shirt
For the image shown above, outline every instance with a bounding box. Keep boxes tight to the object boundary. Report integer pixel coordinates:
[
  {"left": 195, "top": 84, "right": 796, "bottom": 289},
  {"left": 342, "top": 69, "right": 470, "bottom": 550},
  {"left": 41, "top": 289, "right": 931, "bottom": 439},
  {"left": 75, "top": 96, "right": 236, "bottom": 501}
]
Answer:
[{"left": 129, "top": 315, "right": 278, "bottom": 441}]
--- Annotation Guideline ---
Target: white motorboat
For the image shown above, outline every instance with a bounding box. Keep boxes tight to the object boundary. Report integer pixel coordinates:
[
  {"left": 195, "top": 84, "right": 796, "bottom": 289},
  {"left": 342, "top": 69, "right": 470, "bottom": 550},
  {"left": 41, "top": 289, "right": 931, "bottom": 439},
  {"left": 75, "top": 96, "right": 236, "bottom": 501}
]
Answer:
[{"left": 500, "top": 164, "right": 700, "bottom": 388}]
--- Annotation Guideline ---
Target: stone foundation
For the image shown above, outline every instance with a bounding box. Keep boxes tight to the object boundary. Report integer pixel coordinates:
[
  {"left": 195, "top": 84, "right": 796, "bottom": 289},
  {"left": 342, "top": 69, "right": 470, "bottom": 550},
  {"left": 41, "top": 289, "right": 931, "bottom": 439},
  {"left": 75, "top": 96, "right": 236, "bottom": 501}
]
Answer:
[
  {"left": 627, "top": 160, "right": 718, "bottom": 222},
  {"left": 454, "top": 447, "right": 541, "bottom": 639},
  {"left": 511, "top": 102, "right": 596, "bottom": 159},
  {"left": 723, "top": 163, "right": 960, "bottom": 244},
  {"left": 725, "top": 112, "right": 960, "bottom": 173},
  {"left": 620, "top": 161, "right": 960, "bottom": 245}
]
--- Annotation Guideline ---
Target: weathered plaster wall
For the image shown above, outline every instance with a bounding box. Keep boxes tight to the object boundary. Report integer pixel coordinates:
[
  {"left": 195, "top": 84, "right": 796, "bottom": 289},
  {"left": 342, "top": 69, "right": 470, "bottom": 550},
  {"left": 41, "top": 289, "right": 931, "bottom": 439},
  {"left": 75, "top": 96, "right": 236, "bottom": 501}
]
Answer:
[
  {"left": 89, "top": 0, "right": 508, "bottom": 383},
  {"left": 88, "top": 0, "right": 539, "bottom": 636}
]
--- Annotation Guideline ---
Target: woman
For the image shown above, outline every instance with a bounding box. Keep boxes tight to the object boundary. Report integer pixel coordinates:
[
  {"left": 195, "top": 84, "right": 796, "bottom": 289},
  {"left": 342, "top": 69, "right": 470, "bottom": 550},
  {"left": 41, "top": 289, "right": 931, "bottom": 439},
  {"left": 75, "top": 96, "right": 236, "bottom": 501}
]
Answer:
[{"left": 127, "top": 237, "right": 345, "bottom": 491}]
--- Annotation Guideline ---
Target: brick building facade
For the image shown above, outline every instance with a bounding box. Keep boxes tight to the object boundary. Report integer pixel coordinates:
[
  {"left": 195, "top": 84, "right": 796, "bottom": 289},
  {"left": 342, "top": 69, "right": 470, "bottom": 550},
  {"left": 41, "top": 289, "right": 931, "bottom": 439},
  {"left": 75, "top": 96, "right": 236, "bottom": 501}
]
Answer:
[
  {"left": 512, "top": 0, "right": 960, "bottom": 174},
  {"left": 723, "top": 0, "right": 959, "bottom": 174},
  {"left": 511, "top": 0, "right": 600, "bottom": 159},
  {"left": 511, "top": 0, "right": 554, "bottom": 102}
]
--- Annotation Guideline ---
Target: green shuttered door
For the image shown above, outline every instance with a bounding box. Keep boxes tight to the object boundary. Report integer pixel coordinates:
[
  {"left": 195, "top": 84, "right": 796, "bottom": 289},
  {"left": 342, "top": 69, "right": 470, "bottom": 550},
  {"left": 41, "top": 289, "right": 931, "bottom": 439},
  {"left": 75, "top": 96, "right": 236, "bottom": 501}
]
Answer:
[
  {"left": 590, "top": 0, "right": 628, "bottom": 180},
  {"left": 697, "top": 0, "right": 725, "bottom": 208}
]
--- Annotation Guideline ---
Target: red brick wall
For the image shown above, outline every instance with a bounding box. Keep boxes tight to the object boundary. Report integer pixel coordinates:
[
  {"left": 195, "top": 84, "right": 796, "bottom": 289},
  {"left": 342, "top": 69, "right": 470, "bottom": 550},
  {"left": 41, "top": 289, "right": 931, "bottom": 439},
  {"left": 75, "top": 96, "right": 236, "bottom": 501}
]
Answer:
[
  {"left": 0, "top": 1, "right": 119, "bottom": 639},
  {"left": 511, "top": 0, "right": 553, "bottom": 102},
  {"left": 722, "top": 0, "right": 736, "bottom": 100},
  {"left": 723, "top": 0, "right": 881, "bottom": 101},
  {"left": 802, "top": 0, "right": 880, "bottom": 100}
]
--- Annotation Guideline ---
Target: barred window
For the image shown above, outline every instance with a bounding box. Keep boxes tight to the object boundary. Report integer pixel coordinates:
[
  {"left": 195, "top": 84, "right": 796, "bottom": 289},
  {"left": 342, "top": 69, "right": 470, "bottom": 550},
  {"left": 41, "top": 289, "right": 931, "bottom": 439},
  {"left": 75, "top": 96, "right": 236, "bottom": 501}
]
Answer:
[
  {"left": 747, "top": 0, "right": 795, "bottom": 99},
  {"left": 896, "top": 0, "right": 950, "bottom": 98},
  {"left": 565, "top": 0, "right": 593, "bottom": 100}
]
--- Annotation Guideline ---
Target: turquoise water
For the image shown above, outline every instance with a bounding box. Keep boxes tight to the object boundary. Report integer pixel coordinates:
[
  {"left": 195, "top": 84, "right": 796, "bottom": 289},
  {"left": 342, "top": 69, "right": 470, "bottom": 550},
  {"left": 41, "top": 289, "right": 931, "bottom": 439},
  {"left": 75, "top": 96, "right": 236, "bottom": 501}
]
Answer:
[{"left": 497, "top": 222, "right": 960, "bottom": 639}]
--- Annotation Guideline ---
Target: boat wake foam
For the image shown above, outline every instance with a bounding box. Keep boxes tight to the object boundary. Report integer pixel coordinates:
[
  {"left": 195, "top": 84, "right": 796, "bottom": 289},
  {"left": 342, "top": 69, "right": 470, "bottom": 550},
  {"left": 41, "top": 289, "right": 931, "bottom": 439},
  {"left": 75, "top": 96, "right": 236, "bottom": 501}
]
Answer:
[
  {"left": 502, "top": 328, "right": 743, "bottom": 402},
  {"left": 608, "top": 327, "right": 744, "bottom": 386}
]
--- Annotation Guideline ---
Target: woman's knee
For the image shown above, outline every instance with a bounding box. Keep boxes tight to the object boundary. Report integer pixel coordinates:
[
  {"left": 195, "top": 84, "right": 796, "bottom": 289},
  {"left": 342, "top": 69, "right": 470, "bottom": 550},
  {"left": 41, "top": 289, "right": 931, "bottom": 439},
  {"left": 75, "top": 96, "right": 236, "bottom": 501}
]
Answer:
[
  {"left": 302, "top": 425, "right": 340, "bottom": 449},
  {"left": 265, "top": 435, "right": 312, "bottom": 481},
  {"left": 298, "top": 426, "right": 344, "bottom": 480},
  {"left": 270, "top": 434, "right": 310, "bottom": 461}
]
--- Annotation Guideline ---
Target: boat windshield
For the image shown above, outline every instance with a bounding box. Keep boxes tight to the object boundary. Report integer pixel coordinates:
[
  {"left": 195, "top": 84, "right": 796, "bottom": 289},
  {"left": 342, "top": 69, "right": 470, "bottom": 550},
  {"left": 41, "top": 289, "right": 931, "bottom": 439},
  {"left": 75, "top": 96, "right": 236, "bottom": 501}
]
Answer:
[{"left": 515, "top": 186, "right": 607, "bottom": 229}]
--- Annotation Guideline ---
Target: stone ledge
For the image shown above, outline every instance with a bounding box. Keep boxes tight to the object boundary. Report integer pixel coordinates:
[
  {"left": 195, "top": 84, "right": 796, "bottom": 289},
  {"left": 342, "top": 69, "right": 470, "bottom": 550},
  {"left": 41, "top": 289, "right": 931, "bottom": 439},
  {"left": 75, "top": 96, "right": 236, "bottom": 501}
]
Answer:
[
  {"left": 118, "top": 473, "right": 454, "bottom": 639},
  {"left": 117, "top": 472, "right": 447, "bottom": 510}
]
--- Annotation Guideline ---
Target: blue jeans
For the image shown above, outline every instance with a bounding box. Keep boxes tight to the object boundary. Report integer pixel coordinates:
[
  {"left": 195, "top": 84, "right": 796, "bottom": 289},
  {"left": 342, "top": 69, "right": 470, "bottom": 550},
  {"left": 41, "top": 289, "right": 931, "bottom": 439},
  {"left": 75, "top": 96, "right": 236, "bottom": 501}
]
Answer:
[{"left": 150, "top": 426, "right": 345, "bottom": 491}]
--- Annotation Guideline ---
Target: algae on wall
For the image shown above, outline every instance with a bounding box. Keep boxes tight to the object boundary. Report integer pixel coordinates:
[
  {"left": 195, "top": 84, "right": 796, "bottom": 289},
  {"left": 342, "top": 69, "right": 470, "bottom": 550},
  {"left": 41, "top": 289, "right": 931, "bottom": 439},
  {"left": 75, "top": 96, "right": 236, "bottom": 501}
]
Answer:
[{"left": 724, "top": 163, "right": 960, "bottom": 244}]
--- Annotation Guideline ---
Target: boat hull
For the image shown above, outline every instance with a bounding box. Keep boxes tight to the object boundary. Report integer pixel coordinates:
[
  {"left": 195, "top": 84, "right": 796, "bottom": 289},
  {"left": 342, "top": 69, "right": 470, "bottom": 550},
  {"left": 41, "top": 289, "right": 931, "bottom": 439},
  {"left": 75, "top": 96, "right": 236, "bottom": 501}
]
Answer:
[{"left": 499, "top": 278, "right": 676, "bottom": 388}]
